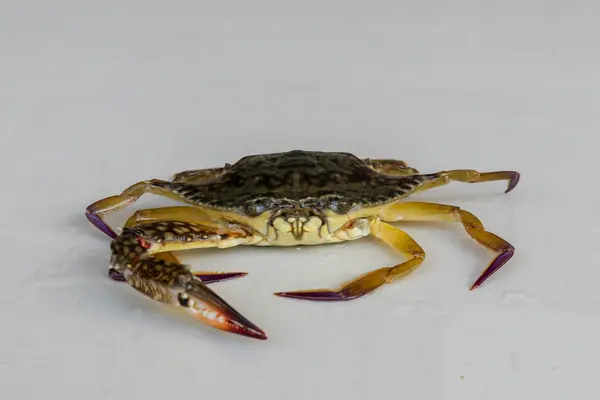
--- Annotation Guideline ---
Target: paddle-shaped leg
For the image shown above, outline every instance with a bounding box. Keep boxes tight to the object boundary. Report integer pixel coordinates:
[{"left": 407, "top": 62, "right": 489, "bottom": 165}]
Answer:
[
  {"left": 110, "top": 220, "right": 266, "bottom": 340},
  {"left": 275, "top": 219, "right": 426, "bottom": 301},
  {"left": 380, "top": 202, "right": 515, "bottom": 290}
]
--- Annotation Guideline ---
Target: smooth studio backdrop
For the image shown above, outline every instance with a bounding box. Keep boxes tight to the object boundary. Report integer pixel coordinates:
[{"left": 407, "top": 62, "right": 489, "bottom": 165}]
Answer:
[{"left": 1, "top": 2, "right": 598, "bottom": 399}]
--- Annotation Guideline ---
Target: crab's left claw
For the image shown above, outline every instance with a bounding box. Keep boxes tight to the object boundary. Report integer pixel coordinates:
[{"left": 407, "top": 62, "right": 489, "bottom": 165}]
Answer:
[
  {"left": 110, "top": 231, "right": 266, "bottom": 340},
  {"left": 120, "top": 262, "right": 267, "bottom": 340}
]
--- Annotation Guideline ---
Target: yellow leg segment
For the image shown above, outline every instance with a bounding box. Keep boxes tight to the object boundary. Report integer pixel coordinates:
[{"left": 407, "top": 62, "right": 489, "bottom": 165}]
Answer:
[
  {"left": 416, "top": 169, "right": 520, "bottom": 194},
  {"left": 85, "top": 179, "right": 182, "bottom": 238},
  {"left": 274, "top": 219, "right": 425, "bottom": 301},
  {"left": 380, "top": 202, "right": 515, "bottom": 289}
]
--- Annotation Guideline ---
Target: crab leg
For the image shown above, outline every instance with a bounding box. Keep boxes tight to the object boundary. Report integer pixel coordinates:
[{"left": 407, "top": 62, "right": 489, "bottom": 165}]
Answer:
[
  {"left": 380, "top": 202, "right": 514, "bottom": 290},
  {"left": 85, "top": 180, "right": 184, "bottom": 239},
  {"left": 416, "top": 169, "right": 520, "bottom": 194},
  {"left": 275, "top": 220, "right": 425, "bottom": 301},
  {"left": 110, "top": 220, "right": 266, "bottom": 340}
]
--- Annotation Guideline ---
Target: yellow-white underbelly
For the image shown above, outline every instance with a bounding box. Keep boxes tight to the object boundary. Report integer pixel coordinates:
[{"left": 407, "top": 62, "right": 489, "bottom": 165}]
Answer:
[{"left": 253, "top": 216, "right": 372, "bottom": 247}]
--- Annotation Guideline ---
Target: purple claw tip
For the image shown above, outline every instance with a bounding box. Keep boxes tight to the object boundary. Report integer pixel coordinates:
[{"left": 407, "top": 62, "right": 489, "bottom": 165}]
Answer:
[
  {"left": 505, "top": 171, "right": 520, "bottom": 194},
  {"left": 109, "top": 268, "right": 126, "bottom": 281}
]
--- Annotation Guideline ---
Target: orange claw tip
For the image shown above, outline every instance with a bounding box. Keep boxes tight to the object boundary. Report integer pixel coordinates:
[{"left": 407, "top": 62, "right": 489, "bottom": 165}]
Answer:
[
  {"left": 188, "top": 308, "right": 268, "bottom": 340},
  {"left": 229, "top": 323, "right": 268, "bottom": 340}
]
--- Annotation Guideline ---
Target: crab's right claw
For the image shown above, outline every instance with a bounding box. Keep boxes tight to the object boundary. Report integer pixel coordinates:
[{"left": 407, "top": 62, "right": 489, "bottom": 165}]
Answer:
[{"left": 178, "top": 279, "right": 267, "bottom": 340}]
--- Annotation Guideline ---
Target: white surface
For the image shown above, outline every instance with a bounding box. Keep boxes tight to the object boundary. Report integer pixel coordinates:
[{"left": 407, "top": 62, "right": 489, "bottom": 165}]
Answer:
[{"left": 1, "top": 1, "right": 599, "bottom": 399}]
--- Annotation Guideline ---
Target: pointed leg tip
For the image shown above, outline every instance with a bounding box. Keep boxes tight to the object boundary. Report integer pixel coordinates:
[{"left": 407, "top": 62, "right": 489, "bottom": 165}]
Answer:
[
  {"left": 469, "top": 250, "right": 514, "bottom": 291},
  {"left": 274, "top": 290, "right": 353, "bottom": 301},
  {"left": 193, "top": 271, "right": 248, "bottom": 284},
  {"left": 85, "top": 210, "right": 117, "bottom": 238},
  {"left": 505, "top": 171, "right": 521, "bottom": 194}
]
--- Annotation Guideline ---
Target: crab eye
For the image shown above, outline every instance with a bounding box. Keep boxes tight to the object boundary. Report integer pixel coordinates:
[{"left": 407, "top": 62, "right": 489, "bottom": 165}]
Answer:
[
  {"left": 329, "top": 199, "right": 351, "bottom": 214},
  {"left": 245, "top": 202, "right": 266, "bottom": 216}
]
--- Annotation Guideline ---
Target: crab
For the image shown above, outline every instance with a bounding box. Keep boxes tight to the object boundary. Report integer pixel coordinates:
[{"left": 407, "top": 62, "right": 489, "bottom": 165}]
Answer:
[{"left": 86, "top": 150, "right": 520, "bottom": 340}]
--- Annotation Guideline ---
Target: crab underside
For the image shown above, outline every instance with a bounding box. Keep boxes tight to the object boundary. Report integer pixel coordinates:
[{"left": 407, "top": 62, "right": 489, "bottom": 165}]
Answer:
[{"left": 85, "top": 150, "right": 520, "bottom": 340}]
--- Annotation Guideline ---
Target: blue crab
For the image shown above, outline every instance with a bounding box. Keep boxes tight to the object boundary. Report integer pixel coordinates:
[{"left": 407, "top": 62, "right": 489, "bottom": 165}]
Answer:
[{"left": 86, "top": 150, "right": 520, "bottom": 340}]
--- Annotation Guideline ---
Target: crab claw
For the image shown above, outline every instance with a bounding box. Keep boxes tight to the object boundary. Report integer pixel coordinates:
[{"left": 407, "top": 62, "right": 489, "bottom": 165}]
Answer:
[{"left": 179, "top": 279, "right": 267, "bottom": 340}]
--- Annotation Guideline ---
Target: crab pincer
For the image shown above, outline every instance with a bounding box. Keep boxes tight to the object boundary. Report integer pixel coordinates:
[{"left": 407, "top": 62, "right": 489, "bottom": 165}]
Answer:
[{"left": 109, "top": 223, "right": 267, "bottom": 340}]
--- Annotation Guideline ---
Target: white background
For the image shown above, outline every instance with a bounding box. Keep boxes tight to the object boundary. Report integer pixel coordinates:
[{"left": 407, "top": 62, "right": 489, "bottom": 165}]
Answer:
[{"left": 1, "top": 1, "right": 599, "bottom": 399}]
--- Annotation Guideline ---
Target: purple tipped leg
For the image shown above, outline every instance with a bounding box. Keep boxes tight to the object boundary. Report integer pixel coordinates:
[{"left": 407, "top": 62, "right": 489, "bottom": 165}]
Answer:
[
  {"left": 86, "top": 209, "right": 117, "bottom": 239},
  {"left": 505, "top": 171, "right": 521, "bottom": 194},
  {"left": 470, "top": 249, "right": 514, "bottom": 290},
  {"left": 274, "top": 289, "right": 365, "bottom": 301},
  {"left": 193, "top": 271, "right": 248, "bottom": 284}
]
